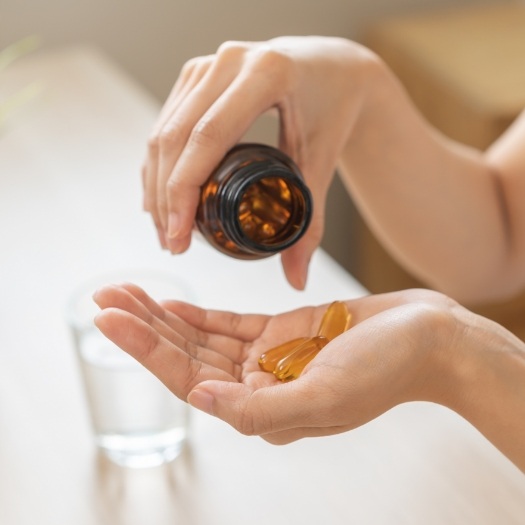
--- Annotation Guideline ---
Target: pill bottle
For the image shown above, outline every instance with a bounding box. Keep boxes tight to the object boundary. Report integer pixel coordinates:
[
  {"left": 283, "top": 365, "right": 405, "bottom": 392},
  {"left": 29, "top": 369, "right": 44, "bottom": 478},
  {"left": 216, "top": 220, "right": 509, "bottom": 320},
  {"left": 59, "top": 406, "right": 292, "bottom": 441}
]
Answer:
[{"left": 196, "top": 143, "right": 313, "bottom": 260}]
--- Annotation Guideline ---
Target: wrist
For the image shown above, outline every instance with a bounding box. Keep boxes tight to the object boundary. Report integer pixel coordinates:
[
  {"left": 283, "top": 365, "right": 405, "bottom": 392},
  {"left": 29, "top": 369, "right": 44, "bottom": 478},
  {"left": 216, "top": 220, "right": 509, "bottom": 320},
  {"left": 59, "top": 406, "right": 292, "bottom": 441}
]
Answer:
[
  {"left": 420, "top": 301, "right": 478, "bottom": 410},
  {"left": 396, "top": 296, "right": 463, "bottom": 407},
  {"left": 420, "top": 298, "right": 525, "bottom": 469},
  {"left": 445, "top": 308, "right": 525, "bottom": 467},
  {"left": 341, "top": 47, "right": 397, "bottom": 142}
]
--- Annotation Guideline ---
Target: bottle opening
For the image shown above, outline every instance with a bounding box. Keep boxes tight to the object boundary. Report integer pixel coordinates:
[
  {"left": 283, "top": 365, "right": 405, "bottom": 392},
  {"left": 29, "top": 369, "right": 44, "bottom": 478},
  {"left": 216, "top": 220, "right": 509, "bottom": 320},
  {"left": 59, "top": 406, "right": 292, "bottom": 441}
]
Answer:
[{"left": 237, "top": 176, "right": 294, "bottom": 245}]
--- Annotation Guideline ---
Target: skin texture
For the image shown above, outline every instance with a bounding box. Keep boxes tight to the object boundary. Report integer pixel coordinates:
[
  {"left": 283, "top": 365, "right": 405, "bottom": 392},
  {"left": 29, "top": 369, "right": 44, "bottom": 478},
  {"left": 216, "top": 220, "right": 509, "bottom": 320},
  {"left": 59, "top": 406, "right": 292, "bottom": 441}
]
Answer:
[
  {"left": 142, "top": 36, "right": 525, "bottom": 301},
  {"left": 93, "top": 284, "right": 525, "bottom": 471}
]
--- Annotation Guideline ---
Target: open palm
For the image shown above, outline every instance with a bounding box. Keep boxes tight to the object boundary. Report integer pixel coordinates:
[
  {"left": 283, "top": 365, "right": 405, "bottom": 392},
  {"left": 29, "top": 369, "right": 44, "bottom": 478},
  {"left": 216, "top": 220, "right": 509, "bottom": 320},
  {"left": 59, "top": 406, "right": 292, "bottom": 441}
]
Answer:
[
  {"left": 94, "top": 281, "right": 326, "bottom": 391},
  {"left": 94, "top": 284, "right": 451, "bottom": 443}
]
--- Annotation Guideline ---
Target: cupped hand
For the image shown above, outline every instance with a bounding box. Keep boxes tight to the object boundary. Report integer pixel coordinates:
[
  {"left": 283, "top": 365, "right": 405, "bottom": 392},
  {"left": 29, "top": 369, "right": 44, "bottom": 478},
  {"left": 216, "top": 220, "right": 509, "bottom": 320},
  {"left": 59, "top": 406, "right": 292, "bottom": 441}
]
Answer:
[
  {"left": 93, "top": 285, "right": 459, "bottom": 444},
  {"left": 143, "top": 36, "right": 376, "bottom": 289}
]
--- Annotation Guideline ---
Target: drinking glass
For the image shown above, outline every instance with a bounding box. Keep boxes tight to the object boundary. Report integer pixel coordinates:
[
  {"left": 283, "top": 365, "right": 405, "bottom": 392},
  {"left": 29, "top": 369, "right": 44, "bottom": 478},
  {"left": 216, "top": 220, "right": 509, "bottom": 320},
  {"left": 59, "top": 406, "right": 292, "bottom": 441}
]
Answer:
[{"left": 65, "top": 269, "right": 192, "bottom": 468}]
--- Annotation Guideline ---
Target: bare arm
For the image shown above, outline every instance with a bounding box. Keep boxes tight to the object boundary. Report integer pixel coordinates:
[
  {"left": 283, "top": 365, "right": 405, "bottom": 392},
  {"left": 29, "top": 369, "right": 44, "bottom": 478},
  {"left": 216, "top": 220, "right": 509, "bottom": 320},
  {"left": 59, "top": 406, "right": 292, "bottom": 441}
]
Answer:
[
  {"left": 339, "top": 62, "right": 525, "bottom": 303},
  {"left": 144, "top": 36, "right": 525, "bottom": 301}
]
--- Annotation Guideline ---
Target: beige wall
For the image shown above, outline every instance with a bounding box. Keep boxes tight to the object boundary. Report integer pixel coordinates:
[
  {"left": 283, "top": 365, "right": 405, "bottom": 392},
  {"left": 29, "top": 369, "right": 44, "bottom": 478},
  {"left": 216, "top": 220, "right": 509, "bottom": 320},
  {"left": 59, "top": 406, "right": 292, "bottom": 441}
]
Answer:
[{"left": 1, "top": 0, "right": 511, "bottom": 100}]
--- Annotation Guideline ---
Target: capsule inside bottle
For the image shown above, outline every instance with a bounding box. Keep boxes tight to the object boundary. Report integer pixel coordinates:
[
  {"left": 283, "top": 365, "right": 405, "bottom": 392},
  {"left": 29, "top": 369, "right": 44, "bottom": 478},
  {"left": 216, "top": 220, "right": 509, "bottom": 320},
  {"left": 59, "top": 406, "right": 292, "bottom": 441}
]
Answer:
[{"left": 238, "top": 177, "right": 294, "bottom": 244}]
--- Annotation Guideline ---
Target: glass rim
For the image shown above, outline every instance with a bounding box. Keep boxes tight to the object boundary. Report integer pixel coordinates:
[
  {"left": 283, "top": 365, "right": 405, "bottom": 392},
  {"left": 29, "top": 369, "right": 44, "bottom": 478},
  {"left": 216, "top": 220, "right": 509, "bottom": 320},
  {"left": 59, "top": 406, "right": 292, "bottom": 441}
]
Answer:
[{"left": 64, "top": 267, "right": 194, "bottom": 331}]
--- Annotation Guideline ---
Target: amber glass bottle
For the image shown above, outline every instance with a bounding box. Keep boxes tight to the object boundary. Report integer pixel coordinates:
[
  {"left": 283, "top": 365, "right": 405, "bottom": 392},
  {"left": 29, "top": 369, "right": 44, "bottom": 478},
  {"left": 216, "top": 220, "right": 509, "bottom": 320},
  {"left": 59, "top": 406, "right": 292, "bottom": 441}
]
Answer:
[{"left": 196, "top": 143, "right": 313, "bottom": 260}]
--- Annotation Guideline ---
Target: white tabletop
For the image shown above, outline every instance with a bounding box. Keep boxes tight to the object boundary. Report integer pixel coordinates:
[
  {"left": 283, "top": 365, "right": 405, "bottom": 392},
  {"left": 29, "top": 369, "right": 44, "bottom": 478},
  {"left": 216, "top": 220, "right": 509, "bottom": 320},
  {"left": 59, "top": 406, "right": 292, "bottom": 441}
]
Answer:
[{"left": 1, "top": 46, "right": 524, "bottom": 525}]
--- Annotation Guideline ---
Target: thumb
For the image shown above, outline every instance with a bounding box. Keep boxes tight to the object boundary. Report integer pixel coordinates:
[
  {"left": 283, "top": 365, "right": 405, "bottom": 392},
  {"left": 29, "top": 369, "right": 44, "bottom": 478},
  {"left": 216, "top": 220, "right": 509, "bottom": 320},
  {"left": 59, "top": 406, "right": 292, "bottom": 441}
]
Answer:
[{"left": 187, "top": 380, "right": 318, "bottom": 436}]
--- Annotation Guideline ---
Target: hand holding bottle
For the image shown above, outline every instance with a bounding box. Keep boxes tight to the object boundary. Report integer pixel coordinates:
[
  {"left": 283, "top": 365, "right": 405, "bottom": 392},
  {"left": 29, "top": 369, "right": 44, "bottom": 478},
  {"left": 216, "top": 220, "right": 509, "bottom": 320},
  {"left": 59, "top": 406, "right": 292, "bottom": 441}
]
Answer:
[{"left": 143, "top": 36, "right": 377, "bottom": 289}]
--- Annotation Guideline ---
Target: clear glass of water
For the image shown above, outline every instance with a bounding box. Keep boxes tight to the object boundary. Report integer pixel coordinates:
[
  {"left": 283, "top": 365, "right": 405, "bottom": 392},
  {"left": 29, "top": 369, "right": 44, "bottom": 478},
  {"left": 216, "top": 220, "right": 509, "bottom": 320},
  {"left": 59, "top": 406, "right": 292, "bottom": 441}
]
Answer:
[{"left": 65, "top": 269, "right": 192, "bottom": 468}]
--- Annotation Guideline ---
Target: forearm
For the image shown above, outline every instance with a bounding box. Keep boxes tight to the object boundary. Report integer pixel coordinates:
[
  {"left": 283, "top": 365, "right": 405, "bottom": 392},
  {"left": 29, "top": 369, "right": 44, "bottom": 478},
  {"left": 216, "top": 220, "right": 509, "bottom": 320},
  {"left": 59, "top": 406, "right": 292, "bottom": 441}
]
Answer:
[{"left": 338, "top": 57, "right": 512, "bottom": 302}]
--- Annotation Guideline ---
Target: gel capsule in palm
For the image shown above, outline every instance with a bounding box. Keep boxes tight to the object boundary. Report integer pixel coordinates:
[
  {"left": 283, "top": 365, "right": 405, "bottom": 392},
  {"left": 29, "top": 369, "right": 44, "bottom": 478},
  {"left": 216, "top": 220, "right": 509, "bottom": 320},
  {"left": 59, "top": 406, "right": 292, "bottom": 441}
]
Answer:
[
  {"left": 317, "top": 301, "right": 351, "bottom": 341},
  {"left": 273, "top": 336, "right": 328, "bottom": 381},
  {"left": 258, "top": 337, "right": 309, "bottom": 372}
]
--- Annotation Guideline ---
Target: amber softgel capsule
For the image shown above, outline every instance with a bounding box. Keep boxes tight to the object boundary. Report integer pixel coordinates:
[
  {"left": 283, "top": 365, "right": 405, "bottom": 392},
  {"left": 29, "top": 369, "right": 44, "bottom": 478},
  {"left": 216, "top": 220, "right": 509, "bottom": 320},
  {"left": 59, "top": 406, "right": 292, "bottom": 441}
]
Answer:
[
  {"left": 258, "top": 301, "right": 352, "bottom": 381},
  {"left": 273, "top": 336, "right": 328, "bottom": 381},
  {"left": 258, "top": 337, "right": 310, "bottom": 372},
  {"left": 317, "top": 301, "right": 352, "bottom": 341}
]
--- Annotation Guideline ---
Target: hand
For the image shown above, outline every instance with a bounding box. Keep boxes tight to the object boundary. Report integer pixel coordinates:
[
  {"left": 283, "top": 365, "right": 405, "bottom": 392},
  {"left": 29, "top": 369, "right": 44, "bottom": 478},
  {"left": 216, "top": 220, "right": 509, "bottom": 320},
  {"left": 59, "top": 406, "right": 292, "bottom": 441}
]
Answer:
[
  {"left": 93, "top": 285, "right": 458, "bottom": 444},
  {"left": 143, "top": 36, "right": 377, "bottom": 289}
]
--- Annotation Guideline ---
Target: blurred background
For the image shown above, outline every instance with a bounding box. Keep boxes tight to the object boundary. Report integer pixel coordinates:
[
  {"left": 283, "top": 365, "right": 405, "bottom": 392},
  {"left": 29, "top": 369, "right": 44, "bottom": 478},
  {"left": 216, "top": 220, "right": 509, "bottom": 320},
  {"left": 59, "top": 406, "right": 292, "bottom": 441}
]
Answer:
[
  {"left": 0, "top": 0, "right": 510, "bottom": 101},
  {"left": 2, "top": 0, "right": 525, "bottom": 336}
]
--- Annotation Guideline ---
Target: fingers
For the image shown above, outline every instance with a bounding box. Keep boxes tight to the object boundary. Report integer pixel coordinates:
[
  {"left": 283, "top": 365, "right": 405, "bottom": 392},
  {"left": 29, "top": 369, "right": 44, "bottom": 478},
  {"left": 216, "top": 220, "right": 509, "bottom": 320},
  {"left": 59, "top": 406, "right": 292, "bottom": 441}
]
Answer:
[
  {"left": 94, "top": 308, "right": 237, "bottom": 400},
  {"left": 144, "top": 41, "right": 297, "bottom": 254},
  {"left": 162, "top": 71, "right": 286, "bottom": 250},
  {"left": 143, "top": 56, "right": 213, "bottom": 208},
  {"left": 277, "top": 146, "right": 330, "bottom": 289},
  {"left": 187, "top": 377, "right": 335, "bottom": 437},
  {"left": 161, "top": 299, "right": 270, "bottom": 342},
  {"left": 144, "top": 58, "right": 216, "bottom": 251},
  {"left": 93, "top": 284, "right": 244, "bottom": 377},
  {"left": 280, "top": 214, "right": 323, "bottom": 290}
]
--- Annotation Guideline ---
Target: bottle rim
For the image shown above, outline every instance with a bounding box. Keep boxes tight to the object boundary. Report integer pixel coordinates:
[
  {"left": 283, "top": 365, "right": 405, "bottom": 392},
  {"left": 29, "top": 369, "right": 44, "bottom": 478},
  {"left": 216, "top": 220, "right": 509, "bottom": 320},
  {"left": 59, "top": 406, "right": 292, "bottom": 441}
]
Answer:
[{"left": 218, "top": 161, "right": 313, "bottom": 255}]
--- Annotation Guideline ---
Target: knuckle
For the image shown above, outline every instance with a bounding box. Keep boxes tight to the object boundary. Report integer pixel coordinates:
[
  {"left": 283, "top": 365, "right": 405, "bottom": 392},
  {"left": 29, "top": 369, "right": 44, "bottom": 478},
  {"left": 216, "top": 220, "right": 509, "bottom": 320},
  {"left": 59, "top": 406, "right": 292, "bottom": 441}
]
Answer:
[
  {"left": 234, "top": 395, "right": 273, "bottom": 437},
  {"left": 248, "top": 47, "right": 293, "bottom": 80},
  {"left": 182, "top": 359, "right": 203, "bottom": 394},
  {"left": 147, "top": 133, "right": 160, "bottom": 154},
  {"left": 180, "top": 56, "right": 201, "bottom": 76},
  {"left": 183, "top": 340, "right": 200, "bottom": 360},
  {"left": 165, "top": 176, "right": 182, "bottom": 195},
  {"left": 216, "top": 40, "right": 248, "bottom": 61},
  {"left": 183, "top": 55, "right": 213, "bottom": 77},
  {"left": 157, "top": 124, "right": 185, "bottom": 151},
  {"left": 140, "top": 329, "right": 160, "bottom": 363},
  {"left": 403, "top": 288, "right": 457, "bottom": 308},
  {"left": 189, "top": 117, "right": 223, "bottom": 149},
  {"left": 149, "top": 119, "right": 186, "bottom": 154},
  {"left": 235, "top": 409, "right": 257, "bottom": 436},
  {"left": 226, "top": 312, "right": 243, "bottom": 337}
]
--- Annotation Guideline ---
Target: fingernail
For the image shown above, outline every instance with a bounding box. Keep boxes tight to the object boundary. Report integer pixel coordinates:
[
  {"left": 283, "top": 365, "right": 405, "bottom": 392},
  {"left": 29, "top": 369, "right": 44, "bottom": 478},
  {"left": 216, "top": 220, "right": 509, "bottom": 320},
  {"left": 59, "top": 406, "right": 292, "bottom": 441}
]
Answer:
[
  {"left": 187, "top": 389, "right": 214, "bottom": 415},
  {"left": 167, "top": 237, "right": 186, "bottom": 254},
  {"left": 168, "top": 212, "right": 180, "bottom": 239}
]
